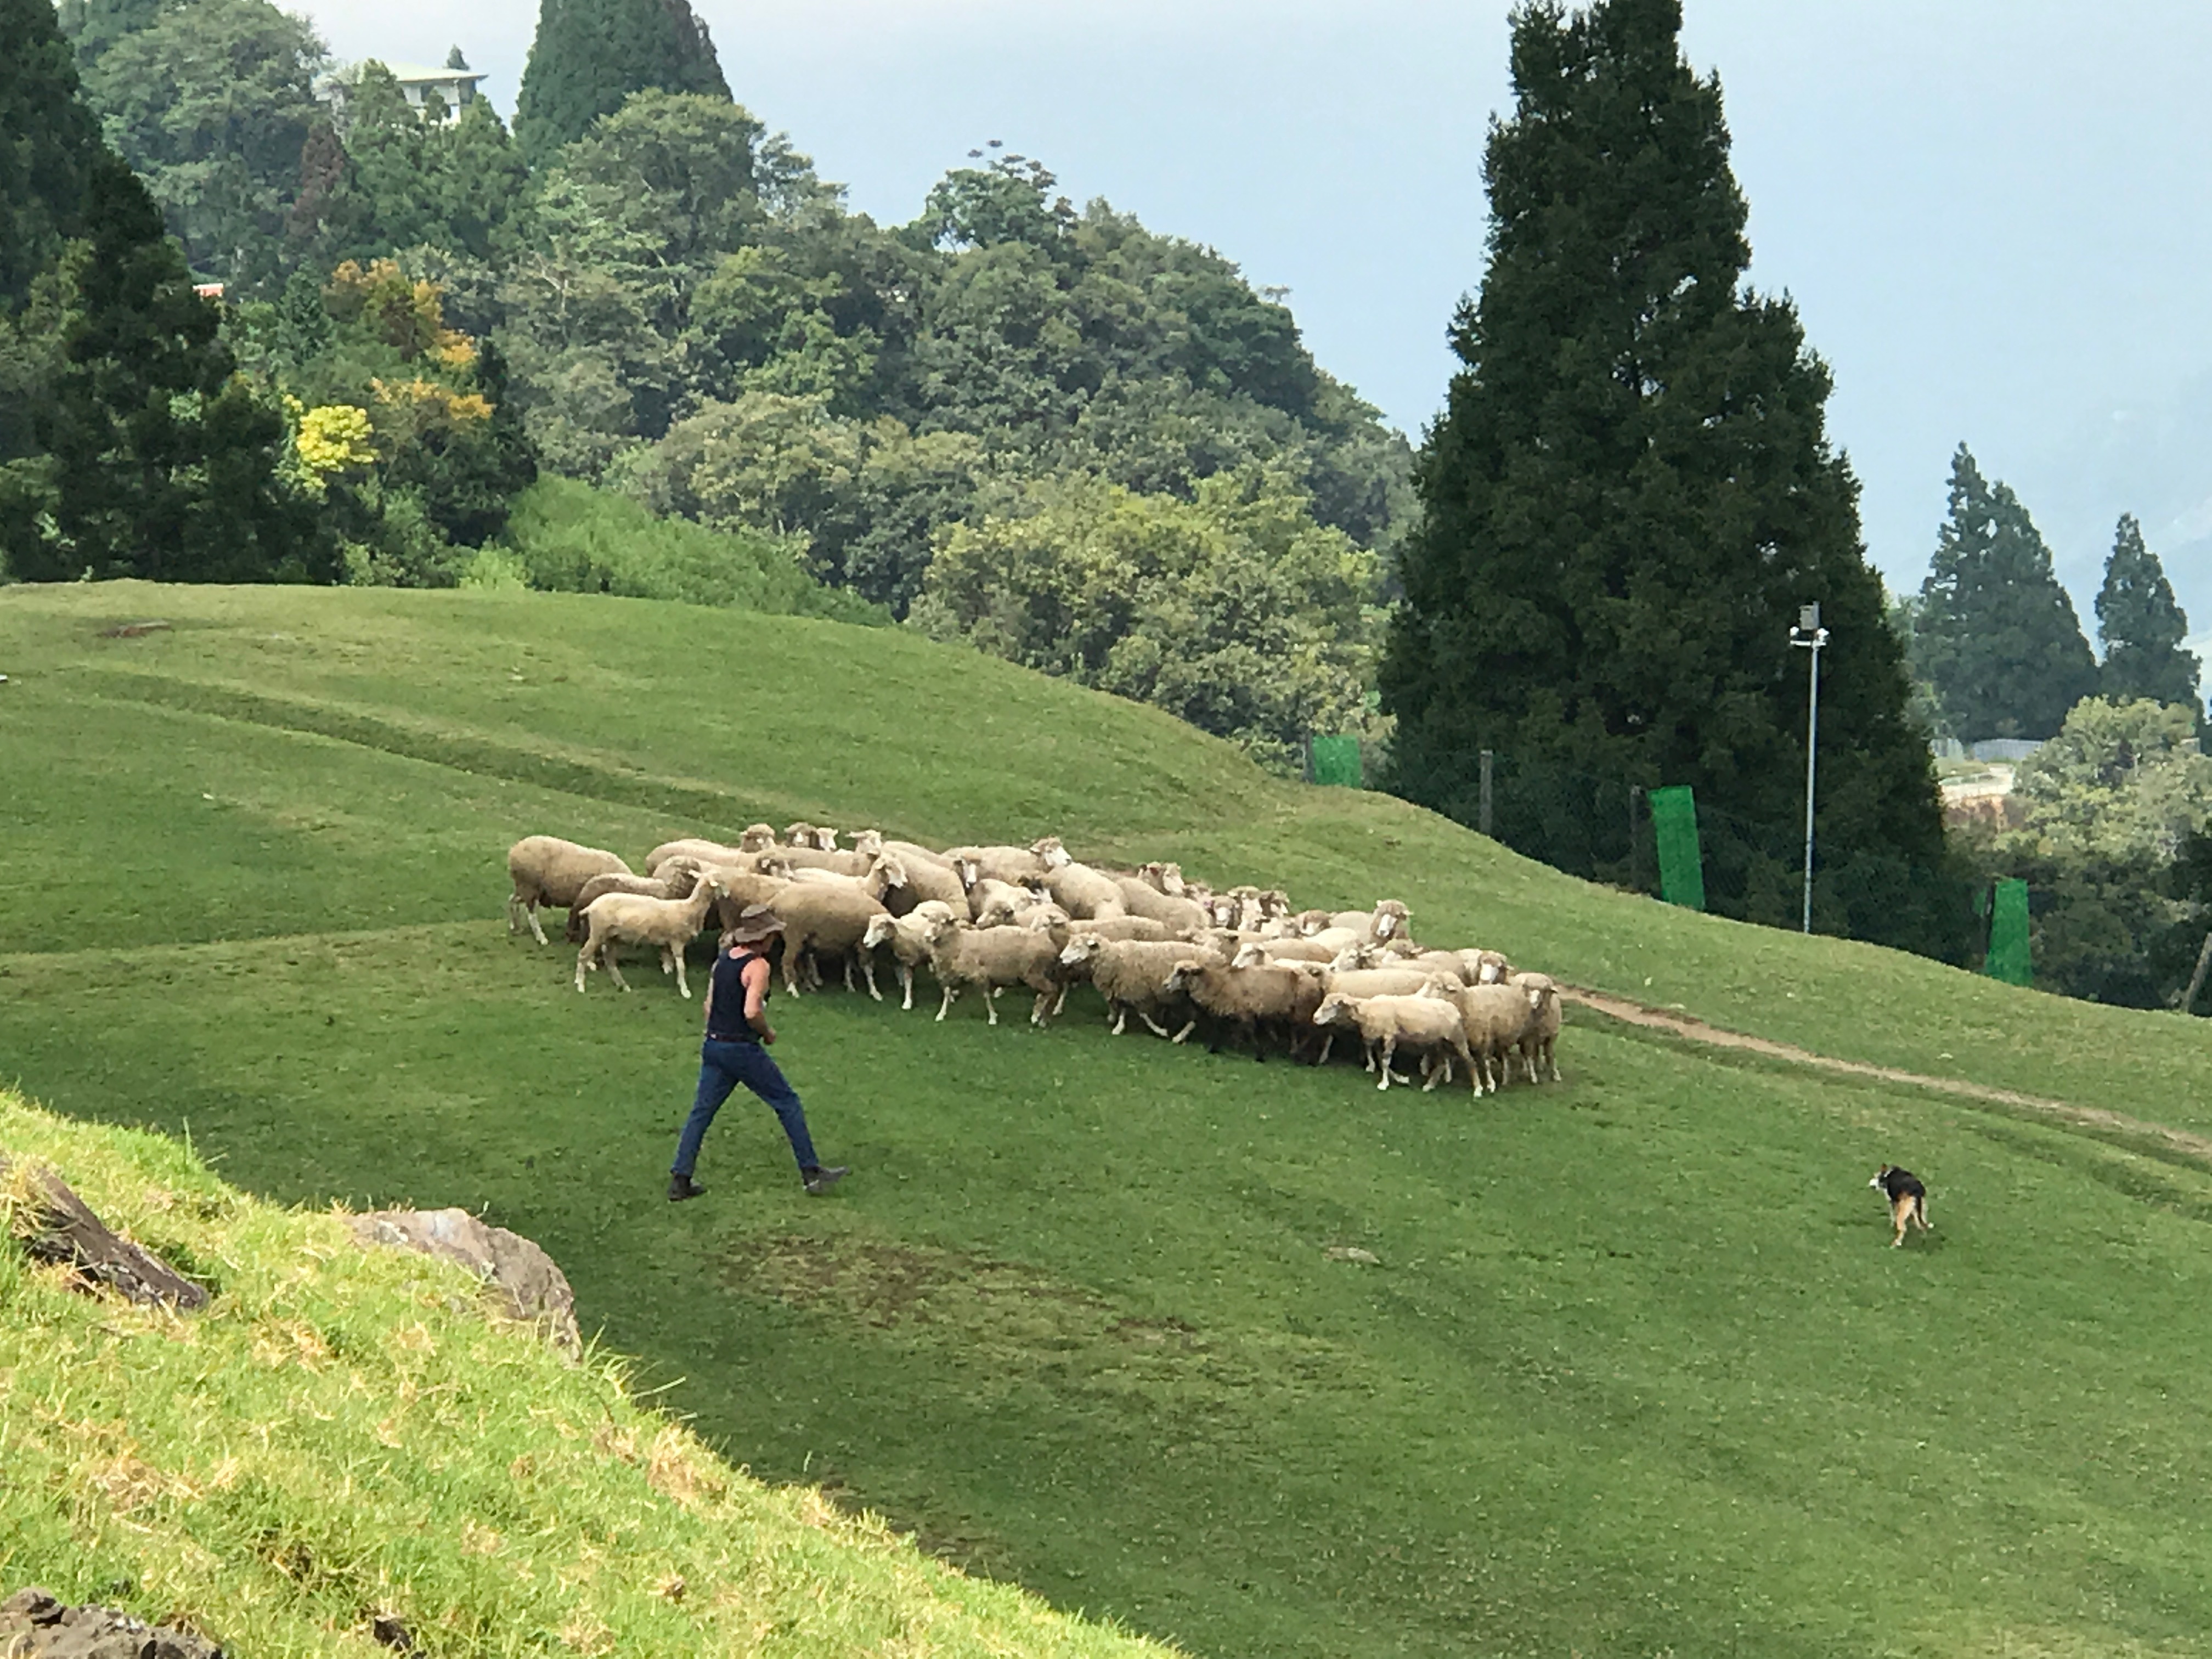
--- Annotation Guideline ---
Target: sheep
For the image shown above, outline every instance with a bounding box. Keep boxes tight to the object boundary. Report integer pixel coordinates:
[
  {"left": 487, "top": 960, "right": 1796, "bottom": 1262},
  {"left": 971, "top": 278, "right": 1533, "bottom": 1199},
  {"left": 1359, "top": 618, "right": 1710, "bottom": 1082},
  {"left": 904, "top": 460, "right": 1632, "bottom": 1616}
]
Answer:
[
  {"left": 737, "top": 824, "right": 778, "bottom": 853},
  {"left": 778, "top": 853, "right": 910, "bottom": 906},
  {"left": 1419, "top": 981, "right": 1545, "bottom": 1093},
  {"left": 783, "top": 822, "right": 839, "bottom": 851},
  {"left": 1323, "top": 964, "right": 1462, "bottom": 1002},
  {"left": 920, "top": 914, "right": 1066, "bottom": 1027},
  {"left": 1113, "top": 876, "right": 1212, "bottom": 935},
  {"left": 861, "top": 900, "right": 957, "bottom": 1011},
  {"left": 1042, "top": 859, "right": 1128, "bottom": 921},
  {"left": 1241, "top": 935, "right": 1339, "bottom": 966},
  {"left": 768, "top": 843, "right": 874, "bottom": 877},
  {"left": 1291, "top": 909, "right": 1338, "bottom": 936},
  {"left": 1137, "top": 861, "right": 1186, "bottom": 895},
  {"left": 691, "top": 865, "right": 791, "bottom": 933},
  {"left": 769, "top": 882, "right": 891, "bottom": 998},
  {"left": 1319, "top": 901, "right": 1413, "bottom": 944},
  {"left": 1312, "top": 993, "right": 1476, "bottom": 1093},
  {"left": 563, "top": 862, "right": 701, "bottom": 944},
  {"left": 1457, "top": 949, "right": 1514, "bottom": 985},
  {"left": 1057, "top": 936, "right": 1218, "bottom": 1037},
  {"left": 881, "top": 838, "right": 958, "bottom": 873},
  {"left": 1306, "top": 926, "right": 1367, "bottom": 953},
  {"left": 1390, "top": 949, "right": 1476, "bottom": 984},
  {"left": 1160, "top": 958, "right": 1325, "bottom": 1061},
  {"left": 645, "top": 837, "right": 752, "bottom": 874},
  {"left": 882, "top": 850, "right": 968, "bottom": 917},
  {"left": 1015, "top": 902, "right": 1074, "bottom": 934},
  {"left": 574, "top": 873, "right": 728, "bottom": 997},
  {"left": 969, "top": 878, "right": 1053, "bottom": 929},
  {"left": 1062, "top": 914, "right": 1172, "bottom": 944},
  {"left": 1510, "top": 973, "right": 1563, "bottom": 1082},
  {"left": 507, "top": 836, "right": 632, "bottom": 946},
  {"left": 944, "top": 843, "right": 1051, "bottom": 887}
]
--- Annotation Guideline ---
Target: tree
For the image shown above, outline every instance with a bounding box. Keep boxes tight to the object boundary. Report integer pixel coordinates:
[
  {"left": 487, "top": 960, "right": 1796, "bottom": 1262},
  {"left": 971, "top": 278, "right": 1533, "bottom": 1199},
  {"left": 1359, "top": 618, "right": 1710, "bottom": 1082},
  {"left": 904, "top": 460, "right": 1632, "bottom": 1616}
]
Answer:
[
  {"left": 53, "top": 0, "right": 165, "bottom": 68},
  {"left": 1379, "top": 0, "right": 1944, "bottom": 890},
  {"left": 0, "top": 0, "right": 105, "bottom": 313},
  {"left": 82, "top": 0, "right": 327, "bottom": 292},
  {"left": 512, "top": 0, "right": 730, "bottom": 164},
  {"left": 2096, "top": 513, "right": 2200, "bottom": 714},
  {"left": 21, "top": 155, "right": 330, "bottom": 582},
  {"left": 1911, "top": 444, "right": 2098, "bottom": 741},
  {"left": 911, "top": 470, "right": 1381, "bottom": 775}
]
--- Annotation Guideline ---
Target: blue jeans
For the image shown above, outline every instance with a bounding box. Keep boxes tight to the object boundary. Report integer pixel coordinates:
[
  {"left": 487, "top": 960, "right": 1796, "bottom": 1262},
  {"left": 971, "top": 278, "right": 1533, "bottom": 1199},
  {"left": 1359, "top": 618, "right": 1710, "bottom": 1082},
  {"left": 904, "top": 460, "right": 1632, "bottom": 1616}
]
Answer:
[{"left": 673, "top": 1039, "right": 820, "bottom": 1178}]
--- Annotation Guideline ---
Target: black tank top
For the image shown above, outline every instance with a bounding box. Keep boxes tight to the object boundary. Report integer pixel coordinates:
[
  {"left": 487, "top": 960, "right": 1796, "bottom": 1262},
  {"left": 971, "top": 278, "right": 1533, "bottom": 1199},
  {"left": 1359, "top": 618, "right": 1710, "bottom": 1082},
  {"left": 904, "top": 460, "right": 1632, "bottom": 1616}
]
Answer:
[{"left": 707, "top": 950, "right": 767, "bottom": 1042}]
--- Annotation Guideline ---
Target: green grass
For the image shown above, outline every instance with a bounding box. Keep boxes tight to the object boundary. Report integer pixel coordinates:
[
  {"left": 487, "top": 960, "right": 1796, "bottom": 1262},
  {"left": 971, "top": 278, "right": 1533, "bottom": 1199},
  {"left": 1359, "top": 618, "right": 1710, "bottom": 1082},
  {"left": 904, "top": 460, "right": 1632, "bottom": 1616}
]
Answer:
[
  {"left": 5, "top": 581, "right": 2212, "bottom": 1656},
  {"left": 0, "top": 1088, "right": 1172, "bottom": 1658}
]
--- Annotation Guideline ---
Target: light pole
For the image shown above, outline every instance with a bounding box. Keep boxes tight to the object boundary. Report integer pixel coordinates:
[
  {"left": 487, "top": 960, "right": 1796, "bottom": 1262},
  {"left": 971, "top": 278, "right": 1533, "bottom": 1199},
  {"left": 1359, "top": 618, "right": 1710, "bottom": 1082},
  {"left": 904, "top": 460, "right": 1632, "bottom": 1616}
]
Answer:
[{"left": 1788, "top": 603, "right": 1829, "bottom": 935}]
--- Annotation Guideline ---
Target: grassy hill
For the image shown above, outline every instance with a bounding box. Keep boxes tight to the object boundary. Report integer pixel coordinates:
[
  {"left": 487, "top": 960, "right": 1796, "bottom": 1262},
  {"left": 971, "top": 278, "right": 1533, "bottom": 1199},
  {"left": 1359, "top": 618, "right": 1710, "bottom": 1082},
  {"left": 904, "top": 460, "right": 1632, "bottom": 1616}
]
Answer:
[{"left": 5, "top": 582, "right": 2212, "bottom": 1656}]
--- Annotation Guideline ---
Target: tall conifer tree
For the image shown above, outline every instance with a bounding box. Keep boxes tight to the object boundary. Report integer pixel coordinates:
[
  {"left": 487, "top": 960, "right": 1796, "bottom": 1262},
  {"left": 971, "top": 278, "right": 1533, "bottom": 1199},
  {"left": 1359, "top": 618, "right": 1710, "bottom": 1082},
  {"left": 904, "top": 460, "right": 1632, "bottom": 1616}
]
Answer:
[
  {"left": 0, "top": 0, "right": 104, "bottom": 313},
  {"left": 1912, "top": 445, "right": 2098, "bottom": 741},
  {"left": 2095, "top": 512, "right": 2200, "bottom": 713},
  {"left": 1382, "top": 0, "right": 1942, "bottom": 870},
  {"left": 513, "top": 0, "right": 729, "bottom": 163}
]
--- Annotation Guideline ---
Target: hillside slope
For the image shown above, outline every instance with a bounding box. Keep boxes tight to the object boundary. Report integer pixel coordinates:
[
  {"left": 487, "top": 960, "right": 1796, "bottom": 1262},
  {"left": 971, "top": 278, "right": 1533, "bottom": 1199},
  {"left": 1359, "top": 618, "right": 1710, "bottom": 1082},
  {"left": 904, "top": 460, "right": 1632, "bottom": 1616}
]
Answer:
[
  {"left": 0, "top": 1087, "right": 1170, "bottom": 1658},
  {"left": 5, "top": 583, "right": 2212, "bottom": 1657}
]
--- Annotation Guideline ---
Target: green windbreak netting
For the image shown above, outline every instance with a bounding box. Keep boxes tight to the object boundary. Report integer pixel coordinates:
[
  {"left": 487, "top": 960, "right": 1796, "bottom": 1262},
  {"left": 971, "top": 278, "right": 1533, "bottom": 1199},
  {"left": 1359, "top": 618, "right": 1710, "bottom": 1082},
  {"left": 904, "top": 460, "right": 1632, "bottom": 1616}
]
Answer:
[
  {"left": 1985, "top": 877, "right": 2032, "bottom": 985},
  {"left": 1308, "top": 735, "right": 1363, "bottom": 788},
  {"left": 1649, "top": 785, "right": 1706, "bottom": 911}
]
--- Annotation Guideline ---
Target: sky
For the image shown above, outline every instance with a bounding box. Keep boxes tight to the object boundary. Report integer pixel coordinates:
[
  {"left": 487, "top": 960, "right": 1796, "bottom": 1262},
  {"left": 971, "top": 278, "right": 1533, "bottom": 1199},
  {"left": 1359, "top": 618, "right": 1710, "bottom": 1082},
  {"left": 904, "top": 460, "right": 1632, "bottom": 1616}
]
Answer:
[{"left": 300, "top": 0, "right": 2212, "bottom": 650}]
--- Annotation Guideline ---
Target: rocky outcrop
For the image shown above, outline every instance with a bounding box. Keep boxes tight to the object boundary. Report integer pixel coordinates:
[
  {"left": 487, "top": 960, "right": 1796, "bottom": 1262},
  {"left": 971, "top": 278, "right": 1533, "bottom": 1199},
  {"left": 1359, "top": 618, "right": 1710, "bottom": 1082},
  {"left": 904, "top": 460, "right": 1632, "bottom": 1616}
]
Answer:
[
  {"left": 0, "top": 1587, "right": 222, "bottom": 1658},
  {"left": 0, "top": 1158, "right": 210, "bottom": 1312},
  {"left": 350, "top": 1209, "right": 580, "bottom": 1357}
]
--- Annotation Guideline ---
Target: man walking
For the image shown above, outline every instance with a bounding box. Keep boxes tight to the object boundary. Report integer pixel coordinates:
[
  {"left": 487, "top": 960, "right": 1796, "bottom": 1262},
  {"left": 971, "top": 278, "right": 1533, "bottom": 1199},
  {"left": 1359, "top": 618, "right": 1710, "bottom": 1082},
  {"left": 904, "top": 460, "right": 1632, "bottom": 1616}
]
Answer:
[{"left": 669, "top": 905, "right": 848, "bottom": 1201}]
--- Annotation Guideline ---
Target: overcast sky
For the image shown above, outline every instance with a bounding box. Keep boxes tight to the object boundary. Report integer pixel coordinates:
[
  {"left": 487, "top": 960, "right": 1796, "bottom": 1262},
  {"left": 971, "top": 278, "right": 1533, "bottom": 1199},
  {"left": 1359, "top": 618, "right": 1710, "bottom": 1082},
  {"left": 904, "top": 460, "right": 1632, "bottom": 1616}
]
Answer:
[{"left": 301, "top": 0, "right": 2212, "bottom": 645}]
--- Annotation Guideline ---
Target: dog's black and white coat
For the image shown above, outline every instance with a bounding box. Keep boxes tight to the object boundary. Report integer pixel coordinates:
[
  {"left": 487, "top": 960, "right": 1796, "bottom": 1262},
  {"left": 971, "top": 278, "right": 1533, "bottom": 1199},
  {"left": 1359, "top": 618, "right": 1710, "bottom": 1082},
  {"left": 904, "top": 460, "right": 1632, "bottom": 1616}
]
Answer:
[{"left": 1870, "top": 1164, "right": 1931, "bottom": 1247}]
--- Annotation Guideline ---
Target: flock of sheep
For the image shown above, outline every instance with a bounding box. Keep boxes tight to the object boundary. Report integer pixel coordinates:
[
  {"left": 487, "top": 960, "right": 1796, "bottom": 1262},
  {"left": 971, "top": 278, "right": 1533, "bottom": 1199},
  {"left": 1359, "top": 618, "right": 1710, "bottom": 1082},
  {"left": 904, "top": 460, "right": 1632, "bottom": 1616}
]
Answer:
[{"left": 505, "top": 826, "right": 1564, "bottom": 1094}]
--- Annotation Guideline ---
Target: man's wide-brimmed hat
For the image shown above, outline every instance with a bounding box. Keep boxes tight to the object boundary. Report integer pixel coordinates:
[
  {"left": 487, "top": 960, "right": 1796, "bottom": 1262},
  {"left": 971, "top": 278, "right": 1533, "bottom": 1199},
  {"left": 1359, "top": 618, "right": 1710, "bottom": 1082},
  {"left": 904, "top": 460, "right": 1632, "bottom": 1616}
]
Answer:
[{"left": 723, "top": 904, "right": 785, "bottom": 944}]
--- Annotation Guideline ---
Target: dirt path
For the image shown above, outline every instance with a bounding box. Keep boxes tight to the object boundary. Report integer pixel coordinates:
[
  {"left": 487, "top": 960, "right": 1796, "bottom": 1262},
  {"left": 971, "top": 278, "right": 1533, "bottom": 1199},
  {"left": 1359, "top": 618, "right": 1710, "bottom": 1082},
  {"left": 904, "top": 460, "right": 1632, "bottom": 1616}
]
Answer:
[{"left": 1562, "top": 985, "right": 2212, "bottom": 1167}]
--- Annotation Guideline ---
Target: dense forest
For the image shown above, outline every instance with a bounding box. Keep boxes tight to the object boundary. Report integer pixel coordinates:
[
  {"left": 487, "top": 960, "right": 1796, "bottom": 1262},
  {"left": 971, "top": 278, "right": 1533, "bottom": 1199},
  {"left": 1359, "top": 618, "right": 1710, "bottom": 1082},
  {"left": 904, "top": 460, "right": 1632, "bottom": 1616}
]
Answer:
[{"left": 1, "top": 0, "right": 1409, "bottom": 770}]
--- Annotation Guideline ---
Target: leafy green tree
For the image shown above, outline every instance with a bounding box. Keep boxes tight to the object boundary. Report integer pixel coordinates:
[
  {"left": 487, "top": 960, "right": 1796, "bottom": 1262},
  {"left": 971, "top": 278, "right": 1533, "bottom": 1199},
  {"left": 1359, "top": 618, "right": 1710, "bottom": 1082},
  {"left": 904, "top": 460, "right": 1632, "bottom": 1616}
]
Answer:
[
  {"left": 911, "top": 470, "right": 1381, "bottom": 774},
  {"left": 82, "top": 0, "right": 326, "bottom": 291},
  {"left": 2096, "top": 513, "right": 2201, "bottom": 713},
  {"left": 20, "top": 155, "right": 329, "bottom": 582},
  {"left": 1911, "top": 444, "right": 2098, "bottom": 741},
  {"left": 53, "top": 0, "right": 165, "bottom": 67},
  {"left": 1989, "top": 697, "right": 2212, "bottom": 1007},
  {"left": 1380, "top": 0, "right": 1943, "bottom": 889},
  {"left": 512, "top": 0, "right": 729, "bottom": 164}
]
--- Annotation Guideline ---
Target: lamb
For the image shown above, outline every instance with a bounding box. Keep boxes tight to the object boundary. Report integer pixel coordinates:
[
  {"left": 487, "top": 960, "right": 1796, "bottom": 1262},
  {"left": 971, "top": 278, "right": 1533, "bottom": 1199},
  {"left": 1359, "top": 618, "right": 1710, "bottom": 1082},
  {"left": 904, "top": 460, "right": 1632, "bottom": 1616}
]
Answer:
[
  {"left": 573, "top": 873, "right": 728, "bottom": 997},
  {"left": 1160, "top": 958, "right": 1325, "bottom": 1060},
  {"left": 1510, "top": 973, "right": 1563, "bottom": 1082},
  {"left": 1042, "top": 859, "right": 1128, "bottom": 921},
  {"left": 1420, "top": 981, "right": 1545, "bottom": 1093},
  {"left": 1312, "top": 992, "right": 1476, "bottom": 1093},
  {"left": 1113, "top": 876, "right": 1212, "bottom": 935},
  {"left": 861, "top": 900, "right": 958, "bottom": 1011},
  {"left": 1058, "top": 936, "right": 1218, "bottom": 1037},
  {"left": 920, "top": 913, "right": 1066, "bottom": 1027},
  {"left": 507, "top": 836, "right": 633, "bottom": 946},
  {"left": 563, "top": 862, "right": 701, "bottom": 943},
  {"left": 770, "top": 882, "right": 891, "bottom": 998}
]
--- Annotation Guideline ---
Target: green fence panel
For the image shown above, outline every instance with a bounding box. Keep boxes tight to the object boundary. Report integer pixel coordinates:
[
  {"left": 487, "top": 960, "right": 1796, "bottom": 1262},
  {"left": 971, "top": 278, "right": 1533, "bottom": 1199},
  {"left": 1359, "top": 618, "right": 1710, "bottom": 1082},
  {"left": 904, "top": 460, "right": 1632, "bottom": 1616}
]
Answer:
[
  {"left": 1649, "top": 785, "right": 1706, "bottom": 912},
  {"left": 1308, "top": 735, "right": 1363, "bottom": 788},
  {"left": 1985, "top": 877, "right": 2032, "bottom": 985}
]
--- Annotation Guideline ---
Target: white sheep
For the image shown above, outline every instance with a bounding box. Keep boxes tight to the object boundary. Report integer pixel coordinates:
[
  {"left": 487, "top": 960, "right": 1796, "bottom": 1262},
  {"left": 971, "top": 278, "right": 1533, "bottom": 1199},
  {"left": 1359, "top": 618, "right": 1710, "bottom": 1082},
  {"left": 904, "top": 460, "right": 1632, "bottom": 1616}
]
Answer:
[
  {"left": 968, "top": 878, "right": 1053, "bottom": 929},
  {"left": 1419, "top": 981, "right": 1544, "bottom": 1093},
  {"left": 1312, "top": 992, "right": 1475, "bottom": 1092},
  {"left": 861, "top": 900, "right": 957, "bottom": 1011},
  {"left": 1160, "top": 958, "right": 1327, "bottom": 1059},
  {"left": 507, "top": 836, "right": 631, "bottom": 946},
  {"left": 562, "top": 863, "right": 701, "bottom": 944},
  {"left": 644, "top": 837, "right": 752, "bottom": 875},
  {"left": 573, "top": 873, "right": 728, "bottom": 997},
  {"left": 1057, "top": 935, "right": 1218, "bottom": 1037},
  {"left": 920, "top": 913, "right": 1066, "bottom": 1027},
  {"left": 1509, "top": 973, "right": 1562, "bottom": 1082},
  {"left": 944, "top": 842, "right": 1052, "bottom": 887},
  {"left": 1114, "top": 876, "right": 1211, "bottom": 934},
  {"left": 770, "top": 883, "right": 891, "bottom": 998},
  {"left": 1042, "top": 859, "right": 1128, "bottom": 921}
]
